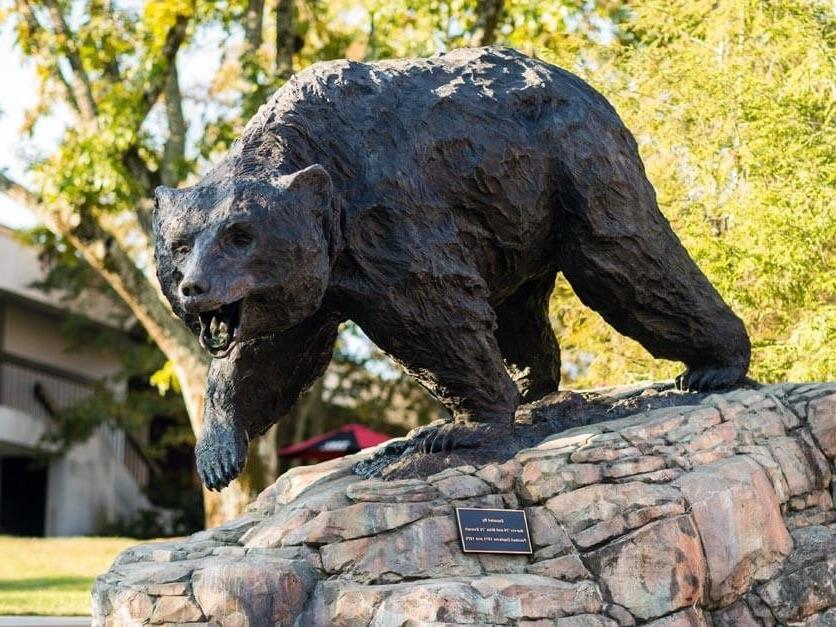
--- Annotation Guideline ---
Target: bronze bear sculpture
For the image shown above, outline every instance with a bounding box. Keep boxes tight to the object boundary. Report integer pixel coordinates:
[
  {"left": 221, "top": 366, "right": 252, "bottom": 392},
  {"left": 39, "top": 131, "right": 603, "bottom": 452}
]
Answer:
[{"left": 153, "top": 47, "right": 751, "bottom": 490}]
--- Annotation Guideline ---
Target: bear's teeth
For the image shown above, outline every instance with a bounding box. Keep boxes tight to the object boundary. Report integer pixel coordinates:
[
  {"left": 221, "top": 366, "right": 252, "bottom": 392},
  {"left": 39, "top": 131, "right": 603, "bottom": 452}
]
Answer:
[{"left": 198, "top": 303, "right": 241, "bottom": 354}]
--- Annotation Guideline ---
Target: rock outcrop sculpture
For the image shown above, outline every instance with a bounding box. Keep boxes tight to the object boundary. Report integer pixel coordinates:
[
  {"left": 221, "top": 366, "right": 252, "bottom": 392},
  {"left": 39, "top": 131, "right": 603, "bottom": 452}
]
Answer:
[{"left": 94, "top": 383, "right": 836, "bottom": 625}]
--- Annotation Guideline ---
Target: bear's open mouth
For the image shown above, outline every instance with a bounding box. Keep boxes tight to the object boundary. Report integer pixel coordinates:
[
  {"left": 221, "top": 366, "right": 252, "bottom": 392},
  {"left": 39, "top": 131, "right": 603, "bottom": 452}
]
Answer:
[{"left": 198, "top": 300, "right": 242, "bottom": 357}]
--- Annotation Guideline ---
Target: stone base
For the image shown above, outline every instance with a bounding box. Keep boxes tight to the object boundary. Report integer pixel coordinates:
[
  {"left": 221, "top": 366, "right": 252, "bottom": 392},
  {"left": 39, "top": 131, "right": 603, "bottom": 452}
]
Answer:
[{"left": 93, "top": 383, "right": 836, "bottom": 626}]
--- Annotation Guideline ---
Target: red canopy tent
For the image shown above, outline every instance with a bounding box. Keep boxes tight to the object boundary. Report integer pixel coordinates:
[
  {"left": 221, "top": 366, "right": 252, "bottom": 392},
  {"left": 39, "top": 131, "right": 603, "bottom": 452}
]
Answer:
[{"left": 278, "top": 423, "right": 392, "bottom": 462}]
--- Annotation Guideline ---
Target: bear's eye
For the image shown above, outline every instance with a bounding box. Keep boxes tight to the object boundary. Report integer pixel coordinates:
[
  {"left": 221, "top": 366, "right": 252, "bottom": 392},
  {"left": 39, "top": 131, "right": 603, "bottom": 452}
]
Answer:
[
  {"left": 171, "top": 240, "right": 191, "bottom": 257},
  {"left": 224, "top": 224, "right": 255, "bottom": 249}
]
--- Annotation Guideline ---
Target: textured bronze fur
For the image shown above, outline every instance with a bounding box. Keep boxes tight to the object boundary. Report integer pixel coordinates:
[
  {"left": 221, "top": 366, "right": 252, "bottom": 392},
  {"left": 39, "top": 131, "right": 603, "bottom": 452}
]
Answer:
[{"left": 153, "top": 47, "right": 750, "bottom": 490}]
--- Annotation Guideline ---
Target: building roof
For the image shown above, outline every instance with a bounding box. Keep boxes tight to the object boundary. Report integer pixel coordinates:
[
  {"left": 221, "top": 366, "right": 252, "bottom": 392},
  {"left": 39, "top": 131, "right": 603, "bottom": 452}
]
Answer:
[
  {"left": 278, "top": 423, "right": 392, "bottom": 461},
  {"left": 0, "top": 224, "right": 132, "bottom": 330}
]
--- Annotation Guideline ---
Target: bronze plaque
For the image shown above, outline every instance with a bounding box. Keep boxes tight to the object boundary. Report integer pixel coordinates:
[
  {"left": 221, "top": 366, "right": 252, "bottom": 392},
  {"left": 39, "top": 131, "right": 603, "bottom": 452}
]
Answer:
[{"left": 455, "top": 507, "right": 532, "bottom": 554}]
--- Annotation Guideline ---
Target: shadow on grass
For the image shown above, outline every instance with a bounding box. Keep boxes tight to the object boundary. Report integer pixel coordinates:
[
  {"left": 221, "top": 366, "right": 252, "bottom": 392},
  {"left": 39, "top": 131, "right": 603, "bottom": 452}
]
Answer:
[{"left": 0, "top": 576, "right": 92, "bottom": 592}]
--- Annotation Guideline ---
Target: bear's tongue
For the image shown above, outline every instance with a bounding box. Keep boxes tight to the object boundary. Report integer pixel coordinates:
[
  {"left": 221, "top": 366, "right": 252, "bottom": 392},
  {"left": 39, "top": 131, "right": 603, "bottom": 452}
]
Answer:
[{"left": 198, "top": 300, "right": 241, "bottom": 356}]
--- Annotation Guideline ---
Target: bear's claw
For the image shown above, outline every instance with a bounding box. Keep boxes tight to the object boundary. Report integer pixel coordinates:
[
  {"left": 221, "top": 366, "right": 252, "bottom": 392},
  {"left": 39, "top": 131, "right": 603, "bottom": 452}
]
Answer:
[
  {"left": 419, "top": 421, "right": 515, "bottom": 454},
  {"left": 196, "top": 424, "right": 249, "bottom": 491},
  {"left": 675, "top": 365, "right": 748, "bottom": 392}
]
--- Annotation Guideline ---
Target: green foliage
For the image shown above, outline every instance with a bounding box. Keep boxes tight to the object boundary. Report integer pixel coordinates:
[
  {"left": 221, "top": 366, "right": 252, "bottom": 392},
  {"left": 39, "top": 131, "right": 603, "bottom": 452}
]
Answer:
[
  {"left": 549, "top": 0, "right": 835, "bottom": 386},
  {"left": 149, "top": 359, "right": 181, "bottom": 396}
]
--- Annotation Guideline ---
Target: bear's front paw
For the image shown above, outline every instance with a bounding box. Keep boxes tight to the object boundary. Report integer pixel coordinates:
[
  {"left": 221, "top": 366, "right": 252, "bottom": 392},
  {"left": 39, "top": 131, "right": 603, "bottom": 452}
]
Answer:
[
  {"left": 195, "top": 424, "right": 249, "bottom": 491},
  {"left": 675, "top": 365, "right": 749, "bottom": 392},
  {"left": 420, "top": 421, "right": 515, "bottom": 454}
]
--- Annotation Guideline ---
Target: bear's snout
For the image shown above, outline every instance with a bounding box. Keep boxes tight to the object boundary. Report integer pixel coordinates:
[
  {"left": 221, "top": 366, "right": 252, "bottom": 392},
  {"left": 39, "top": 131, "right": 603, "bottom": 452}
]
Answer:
[
  {"left": 179, "top": 275, "right": 226, "bottom": 314},
  {"left": 180, "top": 276, "right": 209, "bottom": 298}
]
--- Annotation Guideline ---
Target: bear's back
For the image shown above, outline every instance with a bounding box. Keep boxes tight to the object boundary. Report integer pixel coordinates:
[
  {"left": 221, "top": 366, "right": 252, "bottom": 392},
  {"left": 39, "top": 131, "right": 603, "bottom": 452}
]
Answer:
[
  {"left": 246, "top": 47, "right": 620, "bottom": 195},
  {"left": 224, "top": 47, "right": 629, "bottom": 289}
]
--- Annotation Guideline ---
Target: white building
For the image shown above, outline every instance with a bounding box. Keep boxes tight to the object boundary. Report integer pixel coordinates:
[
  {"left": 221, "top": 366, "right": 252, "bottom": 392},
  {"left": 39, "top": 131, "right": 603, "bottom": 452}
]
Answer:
[{"left": 0, "top": 225, "right": 151, "bottom": 536}]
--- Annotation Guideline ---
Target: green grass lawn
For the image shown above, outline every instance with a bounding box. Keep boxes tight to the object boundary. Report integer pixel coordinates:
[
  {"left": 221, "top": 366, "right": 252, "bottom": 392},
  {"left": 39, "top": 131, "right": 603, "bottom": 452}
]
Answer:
[{"left": 0, "top": 536, "right": 138, "bottom": 616}]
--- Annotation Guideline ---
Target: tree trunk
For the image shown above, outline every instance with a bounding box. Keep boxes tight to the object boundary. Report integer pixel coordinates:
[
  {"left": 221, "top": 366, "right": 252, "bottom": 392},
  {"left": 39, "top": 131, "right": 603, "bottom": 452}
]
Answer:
[
  {"left": 472, "top": 0, "right": 504, "bottom": 46},
  {"left": 276, "top": 0, "right": 294, "bottom": 80},
  {"left": 244, "top": 0, "right": 265, "bottom": 49}
]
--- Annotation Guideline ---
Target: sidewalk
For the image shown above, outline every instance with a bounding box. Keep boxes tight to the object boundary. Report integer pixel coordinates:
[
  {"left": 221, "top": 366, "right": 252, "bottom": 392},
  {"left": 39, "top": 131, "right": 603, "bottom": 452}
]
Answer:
[{"left": 0, "top": 618, "right": 90, "bottom": 626}]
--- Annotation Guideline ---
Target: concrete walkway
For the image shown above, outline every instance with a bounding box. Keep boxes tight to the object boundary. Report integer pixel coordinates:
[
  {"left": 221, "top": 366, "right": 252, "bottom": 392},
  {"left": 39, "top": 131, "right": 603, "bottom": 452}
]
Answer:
[{"left": 0, "top": 618, "right": 90, "bottom": 626}]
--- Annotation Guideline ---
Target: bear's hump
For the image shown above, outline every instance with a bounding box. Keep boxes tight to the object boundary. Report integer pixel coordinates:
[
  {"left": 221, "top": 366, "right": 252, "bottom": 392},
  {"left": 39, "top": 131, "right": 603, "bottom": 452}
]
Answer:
[{"left": 264, "top": 47, "right": 553, "bottom": 108}]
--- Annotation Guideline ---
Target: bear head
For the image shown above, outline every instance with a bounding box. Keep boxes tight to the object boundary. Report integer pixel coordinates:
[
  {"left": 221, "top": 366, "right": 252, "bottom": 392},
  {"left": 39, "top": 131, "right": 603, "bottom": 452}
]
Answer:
[{"left": 153, "top": 164, "right": 337, "bottom": 358}]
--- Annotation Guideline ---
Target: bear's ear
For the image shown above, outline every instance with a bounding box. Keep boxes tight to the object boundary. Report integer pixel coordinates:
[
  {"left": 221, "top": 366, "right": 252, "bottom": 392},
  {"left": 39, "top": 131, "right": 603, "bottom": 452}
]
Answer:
[
  {"left": 153, "top": 186, "right": 179, "bottom": 224},
  {"left": 282, "top": 164, "right": 333, "bottom": 210},
  {"left": 154, "top": 185, "right": 179, "bottom": 211},
  {"left": 153, "top": 186, "right": 187, "bottom": 240}
]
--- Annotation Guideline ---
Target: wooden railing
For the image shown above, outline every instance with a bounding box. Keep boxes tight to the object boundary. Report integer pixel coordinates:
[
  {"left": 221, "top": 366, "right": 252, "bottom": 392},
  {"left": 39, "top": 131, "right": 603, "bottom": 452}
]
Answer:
[
  {"left": 0, "top": 352, "right": 93, "bottom": 421},
  {"left": 0, "top": 352, "right": 152, "bottom": 487},
  {"left": 99, "top": 422, "right": 152, "bottom": 488}
]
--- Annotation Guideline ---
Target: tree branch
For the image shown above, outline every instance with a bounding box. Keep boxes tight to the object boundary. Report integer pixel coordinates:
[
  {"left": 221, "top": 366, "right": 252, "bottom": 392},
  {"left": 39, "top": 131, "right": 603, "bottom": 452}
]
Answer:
[
  {"left": 123, "top": 147, "right": 162, "bottom": 195},
  {"left": 14, "top": 0, "right": 82, "bottom": 118},
  {"left": 125, "top": 11, "right": 192, "bottom": 236},
  {"left": 39, "top": 0, "right": 98, "bottom": 122},
  {"left": 161, "top": 64, "right": 187, "bottom": 188},
  {"left": 0, "top": 171, "right": 39, "bottom": 209},
  {"left": 135, "top": 12, "right": 191, "bottom": 132},
  {"left": 128, "top": 16, "right": 190, "bottom": 232},
  {"left": 122, "top": 148, "right": 160, "bottom": 242},
  {"left": 52, "top": 65, "right": 82, "bottom": 114}
]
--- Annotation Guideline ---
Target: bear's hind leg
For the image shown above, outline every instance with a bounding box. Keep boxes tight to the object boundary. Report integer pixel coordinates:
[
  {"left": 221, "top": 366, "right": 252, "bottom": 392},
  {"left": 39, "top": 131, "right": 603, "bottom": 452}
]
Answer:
[
  {"left": 494, "top": 273, "right": 562, "bottom": 402},
  {"left": 556, "top": 132, "right": 750, "bottom": 391}
]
